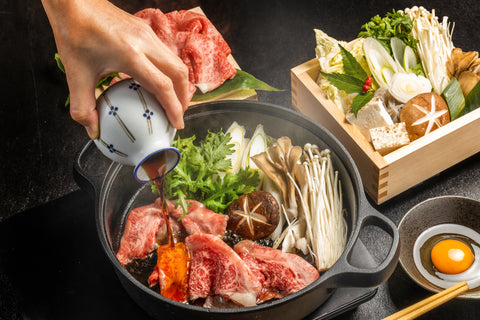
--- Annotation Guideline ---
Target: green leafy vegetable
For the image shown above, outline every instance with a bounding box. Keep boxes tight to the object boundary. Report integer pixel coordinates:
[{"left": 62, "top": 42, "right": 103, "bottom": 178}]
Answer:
[
  {"left": 410, "top": 63, "right": 426, "bottom": 77},
  {"left": 441, "top": 77, "right": 465, "bottom": 121},
  {"left": 358, "top": 9, "right": 417, "bottom": 54},
  {"left": 319, "top": 44, "right": 374, "bottom": 116},
  {"left": 192, "top": 69, "right": 281, "bottom": 101},
  {"left": 160, "top": 130, "right": 260, "bottom": 217}
]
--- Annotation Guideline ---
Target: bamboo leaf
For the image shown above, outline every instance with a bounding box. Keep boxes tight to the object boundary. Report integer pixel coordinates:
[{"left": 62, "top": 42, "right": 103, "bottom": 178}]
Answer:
[
  {"left": 441, "top": 77, "right": 465, "bottom": 121},
  {"left": 192, "top": 69, "right": 281, "bottom": 101},
  {"left": 464, "top": 80, "right": 480, "bottom": 115}
]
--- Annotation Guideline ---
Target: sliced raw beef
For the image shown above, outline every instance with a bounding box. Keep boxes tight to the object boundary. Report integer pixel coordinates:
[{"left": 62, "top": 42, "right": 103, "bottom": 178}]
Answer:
[
  {"left": 185, "top": 233, "right": 262, "bottom": 307},
  {"left": 164, "top": 199, "right": 228, "bottom": 238},
  {"left": 135, "top": 8, "right": 178, "bottom": 54},
  {"left": 203, "top": 295, "right": 243, "bottom": 309},
  {"left": 116, "top": 204, "right": 164, "bottom": 265},
  {"left": 118, "top": 197, "right": 227, "bottom": 265},
  {"left": 181, "top": 32, "right": 236, "bottom": 93},
  {"left": 234, "top": 240, "right": 319, "bottom": 299},
  {"left": 135, "top": 8, "right": 236, "bottom": 93}
]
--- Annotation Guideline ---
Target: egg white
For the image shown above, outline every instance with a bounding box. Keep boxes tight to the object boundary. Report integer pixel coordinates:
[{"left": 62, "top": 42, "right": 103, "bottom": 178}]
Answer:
[{"left": 413, "top": 223, "right": 480, "bottom": 289}]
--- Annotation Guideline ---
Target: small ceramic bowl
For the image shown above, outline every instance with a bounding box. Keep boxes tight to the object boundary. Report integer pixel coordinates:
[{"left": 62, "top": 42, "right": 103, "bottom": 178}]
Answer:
[
  {"left": 93, "top": 79, "right": 180, "bottom": 182},
  {"left": 398, "top": 195, "right": 480, "bottom": 299}
]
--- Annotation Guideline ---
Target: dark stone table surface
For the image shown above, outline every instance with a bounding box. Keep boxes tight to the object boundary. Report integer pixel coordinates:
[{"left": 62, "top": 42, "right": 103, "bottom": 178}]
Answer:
[{"left": 2, "top": 0, "right": 480, "bottom": 319}]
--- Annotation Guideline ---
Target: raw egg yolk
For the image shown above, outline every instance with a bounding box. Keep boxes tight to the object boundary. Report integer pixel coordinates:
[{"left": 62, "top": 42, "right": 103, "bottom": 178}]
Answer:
[{"left": 430, "top": 239, "right": 474, "bottom": 274}]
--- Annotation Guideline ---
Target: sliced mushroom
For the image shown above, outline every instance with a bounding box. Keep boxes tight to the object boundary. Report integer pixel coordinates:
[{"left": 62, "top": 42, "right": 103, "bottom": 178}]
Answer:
[
  {"left": 251, "top": 137, "right": 302, "bottom": 220},
  {"left": 448, "top": 48, "right": 479, "bottom": 78},
  {"left": 226, "top": 191, "right": 280, "bottom": 240},
  {"left": 469, "top": 58, "right": 480, "bottom": 75},
  {"left": 458, "top": 70, "right": 480, "bottom": 96}
]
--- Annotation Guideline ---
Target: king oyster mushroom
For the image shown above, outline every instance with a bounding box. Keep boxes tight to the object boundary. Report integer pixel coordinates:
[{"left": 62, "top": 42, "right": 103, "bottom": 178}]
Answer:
[
  {"left": 251, "top": 137, "right": 306, "bottom": 253},
  {"left": 251, "top": 136, "right": 302, "bottom": 221},
  {"left": 446, "top": 47, "right": 480, "bottom": 95}
]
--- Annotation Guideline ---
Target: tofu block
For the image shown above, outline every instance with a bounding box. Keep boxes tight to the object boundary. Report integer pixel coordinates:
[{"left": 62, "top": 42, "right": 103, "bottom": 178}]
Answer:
[
  {"left": 370, "top": 123, "right": 410, "bottom": 155},
  {"left": 346, "top": 97, "right": 393, "bottom": 141}
]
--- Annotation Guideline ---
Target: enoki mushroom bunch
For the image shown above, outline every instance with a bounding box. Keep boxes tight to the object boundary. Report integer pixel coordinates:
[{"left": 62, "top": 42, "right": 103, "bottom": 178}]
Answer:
[{"left": 252, "top": 137, "right": 347, "bottom": 271}]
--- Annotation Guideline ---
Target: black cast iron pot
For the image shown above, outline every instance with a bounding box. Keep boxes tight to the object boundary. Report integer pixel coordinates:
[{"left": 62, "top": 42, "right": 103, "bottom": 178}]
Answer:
[{"left": 74, "top": 100, "right": 400, "bottom": 320}]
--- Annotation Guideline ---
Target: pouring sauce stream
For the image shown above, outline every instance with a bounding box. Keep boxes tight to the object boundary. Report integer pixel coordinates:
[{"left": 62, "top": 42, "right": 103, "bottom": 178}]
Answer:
[{"left": 141, "top": 152, "right": 190, "bottom": 303}]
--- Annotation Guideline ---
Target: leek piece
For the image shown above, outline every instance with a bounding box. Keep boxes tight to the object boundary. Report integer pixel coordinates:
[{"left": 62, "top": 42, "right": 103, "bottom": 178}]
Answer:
[
  {"left": 382, "top": 67, "right": 395, "bottom": 85},
  {"left": 364, "top": 37, "right": 402, "bottom": 88},
  {"left": 242, "top": 124, "right": 267, "bottom": 170},
  {"left": 389, "top": 73, "right": 432, "bottom": 103},
  {"left": 226, "top": 122, "right": 246, "bottom": 174},
  {"left": 390, "top": 37, "right": 406, "bottom": 70},
  {"left": 241, "top": 124, "right": 267, "bottom": 189},
  {"left": 403, "top": 46, "right": 418, "bottom": 73},
  {"left": 441, "top": 78, "right": 465, "bottom": 121}
]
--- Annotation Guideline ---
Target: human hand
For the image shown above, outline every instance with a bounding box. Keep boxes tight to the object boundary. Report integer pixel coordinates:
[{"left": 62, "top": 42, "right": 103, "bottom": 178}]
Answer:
[{"left": 41, "top": 0, "right": 192, "bottom": 139}]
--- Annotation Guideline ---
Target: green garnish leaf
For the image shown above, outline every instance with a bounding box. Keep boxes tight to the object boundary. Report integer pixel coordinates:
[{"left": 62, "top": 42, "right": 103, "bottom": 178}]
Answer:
[
  {"left": 352, "top": 91, "right": 375, "bottom": 116},
  {"left": 339, "top": 45, "right": 368, "bottom": 80},
  {"left": 358, "top": 9, "right": 417, "bottom": 54},
  {"left": 162, "top": 130, "right": 260, "bottom": 217},
  {"left": 464, "top": 80, "right": 480, "bottom": 115},
  {"left": 319, "top": 44, "right": 374, "bottom": 115},
  {"left": 192, "top": 69, "right": 281, "bottom": 101},
  {"left": 96, "top": 72, "right": 121, "bottom": 88},
  {"left": 319, "top": 71, "right": 364, "bottom": 94},
  {"left": 441, "top": 77, "right": 465, "bottom": 121},
  {"left": 55, "top": 53, "right": 65, "bottom": 73}
]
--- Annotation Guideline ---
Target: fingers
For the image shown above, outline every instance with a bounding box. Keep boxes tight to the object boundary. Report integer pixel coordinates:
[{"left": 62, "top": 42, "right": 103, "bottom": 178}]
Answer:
[
  {"left": 144, "top": 41, "right": 192, "bottom": 110},
  {"left": 67, "top": 73, "right": 99, "bottom": 139},
  {"left": 127, "top": 54, "right": 188, "bottom": 130}
]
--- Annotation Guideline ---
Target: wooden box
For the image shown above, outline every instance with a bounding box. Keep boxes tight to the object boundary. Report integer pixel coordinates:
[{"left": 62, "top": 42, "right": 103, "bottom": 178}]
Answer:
[{"left": 291, "top": 58, "right": 480, "bottom": 204}]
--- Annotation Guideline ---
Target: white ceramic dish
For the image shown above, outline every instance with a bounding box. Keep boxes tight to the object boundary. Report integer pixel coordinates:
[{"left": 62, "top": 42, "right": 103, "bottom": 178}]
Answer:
[
  {"left": 94, "top": 79, "right": 180, "bottom": 182},
  {"left": 398, "top": 195, "right": 480, "bottom": 299}
]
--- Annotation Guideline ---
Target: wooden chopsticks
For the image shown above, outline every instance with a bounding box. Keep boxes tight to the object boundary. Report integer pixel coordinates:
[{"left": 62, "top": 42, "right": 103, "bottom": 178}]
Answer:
[{"left": 383, "top": 281, "right": 469, "bottom": 320}]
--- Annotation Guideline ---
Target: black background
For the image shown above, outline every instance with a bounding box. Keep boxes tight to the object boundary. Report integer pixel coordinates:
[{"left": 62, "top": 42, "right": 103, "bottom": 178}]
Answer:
[{"left": 2, "top": 0, "right": 480, "bottom": 319}]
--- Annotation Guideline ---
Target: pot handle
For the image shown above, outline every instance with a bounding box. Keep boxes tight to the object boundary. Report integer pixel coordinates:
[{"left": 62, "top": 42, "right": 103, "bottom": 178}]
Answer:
[
  {"left": 319, "top": 201, "right": 400, "bottom": 289},
  {"left": 73, "top": 140, "right": 113, "bottom": 200}
]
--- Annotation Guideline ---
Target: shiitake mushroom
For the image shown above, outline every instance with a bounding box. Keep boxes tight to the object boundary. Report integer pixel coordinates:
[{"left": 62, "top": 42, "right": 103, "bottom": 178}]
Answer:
[{"left": 226, "top": 191, "right": 279, "bottom": 240}]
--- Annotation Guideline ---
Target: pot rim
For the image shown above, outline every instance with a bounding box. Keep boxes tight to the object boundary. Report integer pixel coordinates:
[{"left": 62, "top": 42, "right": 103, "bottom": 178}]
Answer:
[{"left": 86, "top": 100, "right": 398, "bottom": 314}]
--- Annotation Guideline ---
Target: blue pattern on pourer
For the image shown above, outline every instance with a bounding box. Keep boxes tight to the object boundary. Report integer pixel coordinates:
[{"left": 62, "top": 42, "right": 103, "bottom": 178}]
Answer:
[
  {"left": 107, "top": 143, "right": 115, "bottom": 153},
  {"left": 108, "top": 106, "right": 118, "bottom": 116},
  {"left": 143, "top": 109, "right": 154, "bottom": 120},
  {"left": 100, "top": 139, "right": 128, "bottom": 157},
  {"left": 129, "top": 82, "right": 141, "bottom": 91}
]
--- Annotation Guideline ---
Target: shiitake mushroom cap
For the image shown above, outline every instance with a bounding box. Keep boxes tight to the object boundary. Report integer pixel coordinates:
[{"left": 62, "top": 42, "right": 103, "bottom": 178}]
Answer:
[
  {"left": 226, "top": 191, "right": 280, "bottom": 240},
  {"left": 399, "top": 92, "right": 450, "bottom": 141}
]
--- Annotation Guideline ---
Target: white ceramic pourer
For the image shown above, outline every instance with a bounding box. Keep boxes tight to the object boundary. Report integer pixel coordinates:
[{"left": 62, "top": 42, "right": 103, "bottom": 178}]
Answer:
[{"left": 93, "top": 79, "right": 180, "bottom": 182}]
